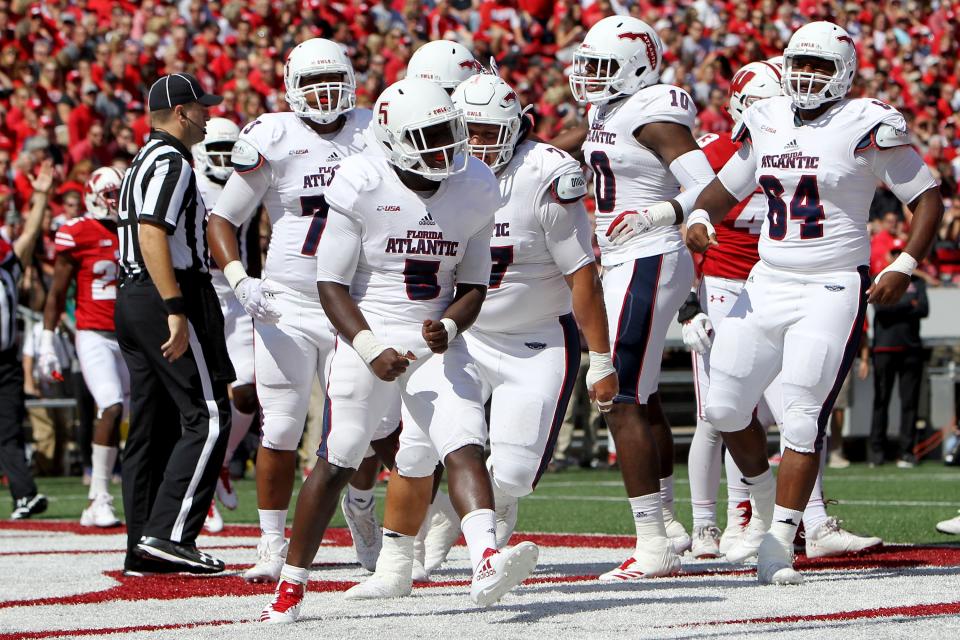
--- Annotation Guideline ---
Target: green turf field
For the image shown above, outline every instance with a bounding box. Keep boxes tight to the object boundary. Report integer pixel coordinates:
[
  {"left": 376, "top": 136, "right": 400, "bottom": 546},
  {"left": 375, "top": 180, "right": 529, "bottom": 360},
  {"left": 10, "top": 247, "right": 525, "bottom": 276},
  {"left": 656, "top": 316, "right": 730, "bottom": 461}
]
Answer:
[{"left": 5, "top": 464, "right": 960, "bottom": 544}]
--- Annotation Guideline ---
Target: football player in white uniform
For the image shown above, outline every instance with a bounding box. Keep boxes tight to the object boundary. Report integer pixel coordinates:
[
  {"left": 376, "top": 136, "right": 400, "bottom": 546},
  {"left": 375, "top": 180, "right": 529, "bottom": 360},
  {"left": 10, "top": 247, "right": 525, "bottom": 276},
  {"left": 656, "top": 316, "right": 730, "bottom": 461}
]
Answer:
[
  {"left": 406, "top": 39, "right": 481, "bottom": 93},
  {"left": 208, "top": 39, "right": 394, "bottom": 581},
  {"left": 192, "top": 118, "right": 253, "bottom": 532},
  {"left": 688, "top": 22, "right": 942, "bottom": 584},
  {"left": 569, "top": 16, "right": 718, "bottom": 579},
  {"left": 682, "top": 60, "right": 881, "bottom": 562},
  {"left": 259, "top": 79, "right": 538, "bottom": 623}
]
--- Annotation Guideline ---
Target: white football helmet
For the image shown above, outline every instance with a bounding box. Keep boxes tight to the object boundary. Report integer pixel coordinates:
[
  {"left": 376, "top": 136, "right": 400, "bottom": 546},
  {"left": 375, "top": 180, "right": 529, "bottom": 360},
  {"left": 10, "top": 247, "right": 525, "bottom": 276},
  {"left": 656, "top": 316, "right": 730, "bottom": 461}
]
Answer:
[
  {"left": 728, "top": 58, "right": 783, "bottom": 123},
  {"left": 451, "top": 74, "right": 525, "bottom": 173},
  {"left": 372, "top": 78, "right": 469, "bottom": 181},
  {"left": 782, "top": 21, "right": 857, "bottom": 110},
  {"left": 193, "top": 117, "right": 240, "bottom": 182},
  {"left": 284, "top": 38, "right": 356, "bottom": 124},
  {"left": 84, "top": 167, "right": 123, "bottom": 221},
  {"left": 569, "top": 16, "right": 663, "bottom": 104},
  {"left": 406, "top": 40, "right": 482, "bottom": 92}
]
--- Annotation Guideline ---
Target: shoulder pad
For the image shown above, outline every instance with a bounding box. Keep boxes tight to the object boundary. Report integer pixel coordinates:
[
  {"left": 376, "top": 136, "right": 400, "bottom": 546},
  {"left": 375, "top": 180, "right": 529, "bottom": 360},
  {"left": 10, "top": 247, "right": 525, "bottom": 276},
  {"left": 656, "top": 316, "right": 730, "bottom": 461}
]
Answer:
[
  {"left": 230, "top": 139, "right": 264, "bottom": 173},
  {"left": 551, "top": 170, "right": 588, "bottom": 204},
  {"left": 875, "top": 121, "right": 911, "bottom": 148},
  {"left": 628, "top": 84, "right": 697, "bottom": 130},
  {"left": 324, "top": 155, "right": 382, "bottom": 215}
]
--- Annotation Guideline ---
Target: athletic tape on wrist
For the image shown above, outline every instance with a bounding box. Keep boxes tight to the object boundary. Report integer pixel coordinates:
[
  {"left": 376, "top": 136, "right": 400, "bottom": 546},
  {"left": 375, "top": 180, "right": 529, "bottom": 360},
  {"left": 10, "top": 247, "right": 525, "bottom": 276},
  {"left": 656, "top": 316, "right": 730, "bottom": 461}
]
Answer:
[
  {"left": 875, "top": 252, "right": 918, "bottom": 283},
  {"left": 587, "top": 351, "right": 616, "bottom": 383},
  {"left": 687, "top": 209, "right": 716, "bottom": 236},
  {"left": 352, "top": 330, "right": 388, "bottom": 364},
  {"left": 440, "top": 317, "right": 458, "bottom": 342},
  {"left": 223, "top": 260, "right": 249, "bottom": 290}
]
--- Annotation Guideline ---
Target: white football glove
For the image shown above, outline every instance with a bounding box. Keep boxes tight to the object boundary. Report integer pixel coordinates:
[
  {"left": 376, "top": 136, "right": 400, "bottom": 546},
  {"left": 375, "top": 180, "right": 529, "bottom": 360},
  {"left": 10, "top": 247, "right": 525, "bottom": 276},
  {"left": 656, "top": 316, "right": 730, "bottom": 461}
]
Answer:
[
  {"left": 38, "top": 330, "right": 63, "bottom": 382},
  {"left": 605, "top": 201, "right": 676, "bottom": 246},
  {"left": 234, "top": 277, "right": 281, "bottom": 324},
  {"left": 681, "top": 313, "right": 714, "bottom": 354}
]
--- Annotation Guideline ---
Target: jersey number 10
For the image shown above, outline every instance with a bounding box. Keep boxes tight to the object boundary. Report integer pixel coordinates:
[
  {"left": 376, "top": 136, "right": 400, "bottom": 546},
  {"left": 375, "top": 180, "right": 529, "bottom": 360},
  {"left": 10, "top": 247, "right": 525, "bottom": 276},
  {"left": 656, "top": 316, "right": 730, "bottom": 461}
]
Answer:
[{"left": 759, "top": 174, "right": 825, "bottom": 240}]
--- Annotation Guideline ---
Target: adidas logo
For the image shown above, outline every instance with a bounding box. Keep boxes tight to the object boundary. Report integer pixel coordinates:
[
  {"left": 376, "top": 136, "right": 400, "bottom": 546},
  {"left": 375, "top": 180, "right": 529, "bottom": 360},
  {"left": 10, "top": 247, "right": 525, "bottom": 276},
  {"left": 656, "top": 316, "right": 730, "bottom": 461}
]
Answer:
[
  {"left": 326, "top": 151, "right": 341, "bottom": 162},
  {"left": 419, "top": 212, "right": 436, "bottom": 226},
  {"left": 784, "top": 139, "right": 799, "bottom": 151},
  {"left": 475, "top": 558, "right": 496, "bottom": 581}
]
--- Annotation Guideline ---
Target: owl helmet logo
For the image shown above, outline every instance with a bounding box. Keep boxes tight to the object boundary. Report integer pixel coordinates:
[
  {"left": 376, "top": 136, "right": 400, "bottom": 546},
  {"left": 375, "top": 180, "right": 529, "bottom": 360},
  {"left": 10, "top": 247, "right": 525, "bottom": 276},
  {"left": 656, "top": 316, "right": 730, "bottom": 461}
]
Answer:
[
  {"left": 459, "top": 60, "right": 482, "bottom": 71},
  {"left": 618, "top": 32, "right": 658, "bottom": 70},
  {"left": 500, "top": 91, "right": 517, "bottom": 108}
]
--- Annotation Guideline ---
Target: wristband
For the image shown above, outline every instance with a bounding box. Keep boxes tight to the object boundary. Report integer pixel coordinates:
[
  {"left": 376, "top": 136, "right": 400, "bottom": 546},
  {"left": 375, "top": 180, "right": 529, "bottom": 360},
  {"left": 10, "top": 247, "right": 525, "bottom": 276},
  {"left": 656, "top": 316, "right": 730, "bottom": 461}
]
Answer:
[
  {"left": 676, "top": 290, "right": 703, "bottom": 324},
  {"left": 687, "top": 208, "right": 716, "bottom": 237},
  {"left": 875, "top": 252, "right": 918, "bottom": 284},
  {"left": 440, "top": 318, "right": 458, "bottom": 342},
  {"left": 223, "top": 260, "right": 249, "bottom": 290},
  {"left": 352, "top": 329, "right": 388, "bottom": 364},
  {"left": 164, "top": 296, "right": 187, "bottom": 316}
]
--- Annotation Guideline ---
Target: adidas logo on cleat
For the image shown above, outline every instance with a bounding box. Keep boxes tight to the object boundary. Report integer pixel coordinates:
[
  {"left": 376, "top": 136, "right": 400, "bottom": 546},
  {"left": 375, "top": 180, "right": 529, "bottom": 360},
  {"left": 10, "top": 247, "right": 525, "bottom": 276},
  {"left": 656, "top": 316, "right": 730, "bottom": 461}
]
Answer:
[
  {"left": 475, "top": 557, "right": 496, "bottom": 581},
  {"left": 419, "top": 212, "right": 436, "bottom": 226}
]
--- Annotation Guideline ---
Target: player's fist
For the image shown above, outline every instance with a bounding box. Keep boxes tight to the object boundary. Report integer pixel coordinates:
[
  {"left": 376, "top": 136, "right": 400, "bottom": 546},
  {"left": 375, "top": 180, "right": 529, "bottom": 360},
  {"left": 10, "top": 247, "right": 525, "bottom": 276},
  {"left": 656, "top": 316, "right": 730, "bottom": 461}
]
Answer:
[
  {"left": 585, "top": 351, "right": 617, "bottom": 413},
  {"left": 38, "top": 330, "right": 62, "bottom": 383},
  {"left": 685, "top": 222, "right": 718, "bottom": 254},
  {"left": 371, "top": 348, "right": 416, "bottom": 381},
  {"left": 867, "top": 271, "right": 910, "bottom": 306},
  {"left": 422, "top": 319, "right": 449, "bottom": 354},
  {"left": 681, "top": 313, "right": 713, "bottom": 354},
  {"left": 234, "top": 277, "right": 281, "bottom": 324}
]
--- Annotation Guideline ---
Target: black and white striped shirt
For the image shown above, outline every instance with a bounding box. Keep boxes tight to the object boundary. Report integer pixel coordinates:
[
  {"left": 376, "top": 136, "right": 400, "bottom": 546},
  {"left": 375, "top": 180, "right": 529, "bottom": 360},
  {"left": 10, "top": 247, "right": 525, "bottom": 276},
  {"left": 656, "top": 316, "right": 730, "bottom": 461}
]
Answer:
[
  {"left": 118, "top": 130, "right": 209, "bottom": 278},
  {"left": 0, "top": 233, "right": 21, "bottom": 352}
]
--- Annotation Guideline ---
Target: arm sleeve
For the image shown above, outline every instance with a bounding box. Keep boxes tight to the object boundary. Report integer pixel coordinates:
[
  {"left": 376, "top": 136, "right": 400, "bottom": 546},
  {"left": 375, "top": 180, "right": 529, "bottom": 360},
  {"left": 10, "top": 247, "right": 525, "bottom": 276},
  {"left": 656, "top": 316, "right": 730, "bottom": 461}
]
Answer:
[
  {"left": 455, "top": 218, "right": 494, "bottom": 286},
  {"left": 540, "top": 199, "right": 595, "bottom": 275},
  {"left": 212, "top": 166, "right": 271, "bottom": 226},
  {"left": 138, "top": 153, "right": 191, "bottom": 233},
  {"left": 717, "top": 142, "right": 759, "bottom": 201},
  {"left": 315, "top": 205, "right": 361, "bottom": 286},
  {"left": 864, "top": 145, "right": 939, "bottom": 205},
  {"left": 669, "top": 148, "right": 717, "bottom": 216}
]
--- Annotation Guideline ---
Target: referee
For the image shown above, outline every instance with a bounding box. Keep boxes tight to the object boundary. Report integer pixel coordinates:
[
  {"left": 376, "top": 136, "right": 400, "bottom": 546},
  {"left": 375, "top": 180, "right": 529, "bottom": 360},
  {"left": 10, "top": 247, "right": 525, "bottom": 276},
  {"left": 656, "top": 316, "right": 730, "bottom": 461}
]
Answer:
[{"left": 116, "top": 73, "right": 234, "bottom": 575}]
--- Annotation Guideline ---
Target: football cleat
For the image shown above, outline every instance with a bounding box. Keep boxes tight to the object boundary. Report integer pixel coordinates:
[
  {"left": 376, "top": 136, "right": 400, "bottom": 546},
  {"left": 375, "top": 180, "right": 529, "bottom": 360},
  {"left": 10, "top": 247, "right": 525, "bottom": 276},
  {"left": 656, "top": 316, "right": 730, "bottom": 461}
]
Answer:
[
  {"left": 244, "top": 535, "right": 289, "bottom": 583},
  {"left": 600, "top": 536, "right": 681, "bottom": 581},
  {"left": 80, "top": 493, "right": 121, "bottom": 528},
  {"left": 344, "top": 572, "right": 412, "bottom": 600},
  {"left": 691, "top": 524, "right": 721, "bottom": 559},
  {"left": 11, "top": 494, "right": 47, "bottom": 520},
  {"left": 216, "top": 467, "right": 238, "bottom": 510},
  {"left": 470, "top": 543, "right": 539, "bottom": 607},
  {"left": 936, "top": 512, "right": 960, "bottom": 535},
  {"left": 725, "top": 518, "right": 766, "bottom": 563},
  {"left": 423, "top": 497, "right": 462, "bottom": 574},
  {"left": 412, "top": 530, "right": 429, "bottom": 583},
  {"left": 341, "top": 493, "right": 382, "bottom": 572},
  {"left": 664, "top": 517, "right": 692, "bottom": 555},
  {"left": 203, "top": 500, "right": 223, "bottom": 533},
  {"left": 720, "top": 500, "right": 752, "bottom": 556},
  {"left": 136, "top": 537, "right": 225, "bottom": 574},
  {"left": 494, "top": 492, "right": 519, "bottom": 549},
  {"left": 757, "top": 533, "right": 803, "bottom": 585},
  {"left": 259, "top": 579, "right": 305, "bottom": 624},
  {"left": 805, "top": 517, "right": 882, "bottom": 558}
]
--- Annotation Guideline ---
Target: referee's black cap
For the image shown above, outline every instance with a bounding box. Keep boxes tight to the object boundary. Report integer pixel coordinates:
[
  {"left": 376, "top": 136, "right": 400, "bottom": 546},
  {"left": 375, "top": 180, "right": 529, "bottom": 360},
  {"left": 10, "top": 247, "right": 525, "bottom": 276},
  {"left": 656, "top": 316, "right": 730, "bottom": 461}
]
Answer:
[{"left": 148, "top": 73, "right": 223, "bottom": 111}]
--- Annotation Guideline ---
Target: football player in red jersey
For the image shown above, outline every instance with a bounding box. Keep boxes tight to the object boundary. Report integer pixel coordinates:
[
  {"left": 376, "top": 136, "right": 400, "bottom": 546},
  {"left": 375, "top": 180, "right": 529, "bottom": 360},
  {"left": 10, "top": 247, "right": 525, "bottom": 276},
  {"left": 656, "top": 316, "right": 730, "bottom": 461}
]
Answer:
[{"left": 40, "top": 167, "right": 129, "bottom": 528}]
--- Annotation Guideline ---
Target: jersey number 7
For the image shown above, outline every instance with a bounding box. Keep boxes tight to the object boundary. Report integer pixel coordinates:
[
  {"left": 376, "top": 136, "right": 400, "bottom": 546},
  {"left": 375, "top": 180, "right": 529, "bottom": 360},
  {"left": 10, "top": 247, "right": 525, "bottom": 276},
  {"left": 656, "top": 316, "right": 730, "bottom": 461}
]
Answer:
[{"left": 300, "top": 195, "right": 329, "bottom": 256}]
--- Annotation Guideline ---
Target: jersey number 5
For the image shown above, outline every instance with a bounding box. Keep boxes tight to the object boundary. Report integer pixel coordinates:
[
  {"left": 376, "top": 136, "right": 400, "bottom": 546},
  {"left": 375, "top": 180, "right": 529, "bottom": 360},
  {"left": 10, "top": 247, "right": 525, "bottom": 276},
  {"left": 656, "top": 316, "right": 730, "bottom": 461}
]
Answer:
[
  {"left": 403, "top": 259, "right": 441, "bottom": 300},
  {"left": 300, "top": 195, "right": 329, "bottom": 256},
  {"left": 759, "top": 174, "right": 824, "bottom": 241}
]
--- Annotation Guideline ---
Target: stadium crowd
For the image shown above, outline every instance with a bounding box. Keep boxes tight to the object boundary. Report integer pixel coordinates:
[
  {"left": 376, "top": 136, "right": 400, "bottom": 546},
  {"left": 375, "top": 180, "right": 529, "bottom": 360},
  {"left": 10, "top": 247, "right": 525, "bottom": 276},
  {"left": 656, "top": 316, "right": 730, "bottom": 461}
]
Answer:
[{"left": 0, "top": 0, "right": 959, "bottom": 480}]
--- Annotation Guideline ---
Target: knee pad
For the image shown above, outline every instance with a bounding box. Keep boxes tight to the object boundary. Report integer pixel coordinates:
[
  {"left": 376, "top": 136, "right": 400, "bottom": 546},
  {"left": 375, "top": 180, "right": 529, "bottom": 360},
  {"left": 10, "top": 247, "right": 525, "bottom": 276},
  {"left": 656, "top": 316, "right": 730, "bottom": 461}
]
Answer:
[
  {"left": 260, "top": 415, "right": 303, "bottom": 451},
  {"left": 704, "top": 402, "right": 753, "bottom": 433},
  {"left": 489, "top": 453, "right": 537, "bottom": 498},
  {"left": 780, "top": 405, "right": 823, "bottom": 454},
  {"left": 395, "top": 443, "right": 439, "bottom": 478}
]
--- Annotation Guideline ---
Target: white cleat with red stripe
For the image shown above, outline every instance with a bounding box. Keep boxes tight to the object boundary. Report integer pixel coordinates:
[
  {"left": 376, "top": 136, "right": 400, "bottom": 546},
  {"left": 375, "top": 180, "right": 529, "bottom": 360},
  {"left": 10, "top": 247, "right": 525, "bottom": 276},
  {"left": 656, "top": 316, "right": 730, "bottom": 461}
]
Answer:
[
  {"left": 600, "top": 537, "right": 681, "bottom": 581},
  {"left": 259, "top": 580, "right": 305, "bottom": 624},
  {"left": 470, "top": 542, "right": 539, "bottom": 607}
]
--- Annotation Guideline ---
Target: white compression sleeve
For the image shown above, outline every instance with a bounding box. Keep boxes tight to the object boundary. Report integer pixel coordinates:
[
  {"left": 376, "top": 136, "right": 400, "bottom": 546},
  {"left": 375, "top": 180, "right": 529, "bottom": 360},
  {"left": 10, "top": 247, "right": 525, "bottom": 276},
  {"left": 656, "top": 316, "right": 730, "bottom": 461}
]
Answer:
[
  {"left": 669, "top": 149, "right": 716, "bottom": 217},
  {"left": 212, "top": 167, "right": 271, "bottom": 227}
]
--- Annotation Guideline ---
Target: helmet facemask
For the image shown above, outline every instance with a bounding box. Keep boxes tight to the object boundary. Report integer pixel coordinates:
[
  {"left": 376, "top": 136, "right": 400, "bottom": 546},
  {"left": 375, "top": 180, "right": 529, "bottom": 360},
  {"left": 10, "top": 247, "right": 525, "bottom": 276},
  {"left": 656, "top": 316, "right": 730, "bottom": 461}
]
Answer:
[
  {"left": 383, "top": 113, "right": 469, "bottom": 181},
  {"left": 286, "top": 68, "right": 357, "bottom": 125},
  {"left": 783, "top": 53, "right": 850, "bottom": 110},
  {"left": 197, "top": 140, "right": 235, "bottom": 182},
  {"left": 464, "top": 115, "right": 520, "bottom": 173},
  {"left": 569, "top": 52, "right": 624, "bottom": 104}
]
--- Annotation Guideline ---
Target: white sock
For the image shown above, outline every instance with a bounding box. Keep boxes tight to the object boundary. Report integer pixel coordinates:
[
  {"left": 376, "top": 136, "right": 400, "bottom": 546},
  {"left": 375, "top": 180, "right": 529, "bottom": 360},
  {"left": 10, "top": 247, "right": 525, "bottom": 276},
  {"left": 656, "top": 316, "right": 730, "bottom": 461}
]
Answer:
[
  {"left": 659, "top": 475, "right": 676, "bottom": 521},
  {"left": 346, "top": 485, "right": 375, "bottom": 511},
  {"left": 743, "top": 469, "right": 775, "bottom": 528},
  {"left": 377, "top": 529, "right": 414, "bottom": 580},
  {"left": 259, "top": 509, "right": 287, "bottom": 539},
  {"left": 226, "top": 405, "right": 254, "bottom": 463},
  {"left": 629, "top": 492, "right": 667, "bottom": 541},
  {"left": 803, "top": 446, "right": 829, "bottom": 532},
  {"left": 688, "top": 421, "right": 722, "bottom": 528},
  {"left": 770, "top": 505, "right": 804, "bottom": 546},
  {"left": 724, "top": 451, "right": 750, "bottom": 507},
  {"left": 461, "top": 509, "right": 497, "bottom": 569},
  {"left": 90, "top": 444, "right": 118, "bottom": 500},
  {"left": 279, "top": 563, "right": 309, "bottom": 585}
]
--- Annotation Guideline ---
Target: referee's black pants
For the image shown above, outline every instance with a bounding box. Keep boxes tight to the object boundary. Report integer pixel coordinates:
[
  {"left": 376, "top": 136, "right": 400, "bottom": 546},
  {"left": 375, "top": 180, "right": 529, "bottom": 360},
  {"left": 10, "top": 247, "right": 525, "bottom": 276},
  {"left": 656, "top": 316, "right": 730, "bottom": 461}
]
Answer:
[
  {"left": 869, "top": 348, "right": 924, "bottom": 463},
  {"left": 0, "top": 347, "right": 38, "bottom": 503},
  {"left": 115, "top": 273, "right": 233, "bottom": 561}
]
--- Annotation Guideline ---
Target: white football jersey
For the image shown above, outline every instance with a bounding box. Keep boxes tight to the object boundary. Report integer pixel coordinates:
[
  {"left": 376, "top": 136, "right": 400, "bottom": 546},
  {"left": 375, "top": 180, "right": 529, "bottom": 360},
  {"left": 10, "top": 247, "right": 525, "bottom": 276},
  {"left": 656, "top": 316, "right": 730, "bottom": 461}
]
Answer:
[
  {"left": 473, "top": 140, "right": 594, "bottom": 333},
  {"left": 219, "top": 109, "right": 372, "bottom": 297},
  {"left": 582, "top": 83, "right": 697, "bottom": 266},
  {"left": 196, "top": 171, "right": 252, "bottom": 298},
  {"left": 316, "top": 154, "right": 498, "bottom": 324},
  {"left": 724, "top": 97, "right": 932, "bottom": 273}
]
